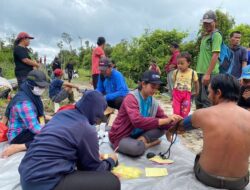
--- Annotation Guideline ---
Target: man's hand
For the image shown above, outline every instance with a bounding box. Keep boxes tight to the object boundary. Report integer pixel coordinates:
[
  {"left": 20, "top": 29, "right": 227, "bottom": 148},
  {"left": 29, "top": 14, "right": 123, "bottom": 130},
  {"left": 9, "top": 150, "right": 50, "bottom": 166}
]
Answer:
[
  {"left": 75, "top": 86, "right": 80, "bottom": 92},
  {"left": 166, "top": 129, "right": 174, "bottom": 142},
  {"left": 202, "top": 74, "right": 210, "bottom": 86},
  {"left": 165, "top": 120, "right": 185, "bottom": 142}
]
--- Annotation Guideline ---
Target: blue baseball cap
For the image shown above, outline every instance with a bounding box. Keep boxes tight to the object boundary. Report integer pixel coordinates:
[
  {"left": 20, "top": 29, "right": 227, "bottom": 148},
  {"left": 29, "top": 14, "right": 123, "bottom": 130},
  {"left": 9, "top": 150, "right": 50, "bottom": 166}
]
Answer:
[{"left": 240, "top": 65, "right": 250, "bottom": 79}]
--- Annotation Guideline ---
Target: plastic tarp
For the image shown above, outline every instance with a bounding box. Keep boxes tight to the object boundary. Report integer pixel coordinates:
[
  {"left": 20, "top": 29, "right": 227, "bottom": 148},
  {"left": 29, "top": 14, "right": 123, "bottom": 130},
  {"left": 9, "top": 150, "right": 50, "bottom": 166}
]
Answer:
[{"left": 0, "top": 138, "right": 249, "bottom": 190}]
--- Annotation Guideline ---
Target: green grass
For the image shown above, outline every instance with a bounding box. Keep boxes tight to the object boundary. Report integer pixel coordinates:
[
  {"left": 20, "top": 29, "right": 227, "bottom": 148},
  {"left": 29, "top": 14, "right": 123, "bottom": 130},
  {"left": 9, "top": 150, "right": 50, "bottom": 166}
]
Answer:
[{"left": 73, "top": 69, "right": 91, "bottom": 84}]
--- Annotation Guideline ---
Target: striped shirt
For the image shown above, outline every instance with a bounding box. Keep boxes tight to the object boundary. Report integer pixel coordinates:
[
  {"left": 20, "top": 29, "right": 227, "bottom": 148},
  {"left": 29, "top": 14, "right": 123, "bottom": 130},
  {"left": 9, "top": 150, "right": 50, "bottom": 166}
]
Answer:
[{"left": 7, "top": 100, "right": 42, "bottom": 142}]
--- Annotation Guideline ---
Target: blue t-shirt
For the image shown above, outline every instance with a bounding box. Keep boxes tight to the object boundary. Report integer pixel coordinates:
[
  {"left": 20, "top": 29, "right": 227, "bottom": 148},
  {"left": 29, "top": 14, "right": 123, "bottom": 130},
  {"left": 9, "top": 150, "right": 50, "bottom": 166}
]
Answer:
[
  {"left": 49, "top": 78, "right": 64, "bottom": 98},
  {"left": 130, "top": 93, "right": 152, "bottom": 138}
]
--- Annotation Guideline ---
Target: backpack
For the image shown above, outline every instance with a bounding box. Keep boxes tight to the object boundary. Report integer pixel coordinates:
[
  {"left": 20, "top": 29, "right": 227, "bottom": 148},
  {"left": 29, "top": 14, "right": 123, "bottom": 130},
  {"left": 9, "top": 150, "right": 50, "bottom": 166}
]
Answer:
[{"left": 210, "top": 31, "right": 234, "bottom": 74}]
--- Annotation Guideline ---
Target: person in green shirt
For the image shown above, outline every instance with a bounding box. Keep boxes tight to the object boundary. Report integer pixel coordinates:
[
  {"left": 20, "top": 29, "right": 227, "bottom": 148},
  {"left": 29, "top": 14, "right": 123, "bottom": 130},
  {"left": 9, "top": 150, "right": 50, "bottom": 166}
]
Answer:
[{"left": 195, "top": 10, "right": 222, "bottom": 109}]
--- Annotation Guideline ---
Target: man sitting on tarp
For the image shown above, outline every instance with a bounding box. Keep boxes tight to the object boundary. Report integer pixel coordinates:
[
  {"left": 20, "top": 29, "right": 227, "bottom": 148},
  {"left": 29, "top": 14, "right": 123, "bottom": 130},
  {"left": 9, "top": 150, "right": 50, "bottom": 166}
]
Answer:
[
  {"left": 97, "top": 57, "right": 129, "bottom": 110},
  {"left": 167, "top": 74, "right": 250, "bottom": 190}
]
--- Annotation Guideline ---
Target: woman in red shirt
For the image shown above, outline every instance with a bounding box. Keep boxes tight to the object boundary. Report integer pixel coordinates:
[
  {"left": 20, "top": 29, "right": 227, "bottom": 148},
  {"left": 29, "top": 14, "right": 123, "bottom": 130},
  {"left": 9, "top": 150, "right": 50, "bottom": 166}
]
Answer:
[{"left": 109, "top": 71, "right": 182, "bottom": 157}]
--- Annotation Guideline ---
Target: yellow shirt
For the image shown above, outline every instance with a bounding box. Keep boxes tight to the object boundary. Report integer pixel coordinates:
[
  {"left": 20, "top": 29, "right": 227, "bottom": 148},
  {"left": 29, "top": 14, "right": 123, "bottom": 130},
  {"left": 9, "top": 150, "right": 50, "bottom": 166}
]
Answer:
[{"left": 172, "top": 68, "right": 198, "bottom": 92}]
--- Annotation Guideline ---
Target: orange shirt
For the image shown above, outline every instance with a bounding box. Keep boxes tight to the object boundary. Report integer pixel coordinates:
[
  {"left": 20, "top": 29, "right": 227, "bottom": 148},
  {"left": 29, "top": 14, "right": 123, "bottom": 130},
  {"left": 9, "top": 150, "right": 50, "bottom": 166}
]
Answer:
[{"left": 91, "top": 46, "right": 105, "bottom": 75}]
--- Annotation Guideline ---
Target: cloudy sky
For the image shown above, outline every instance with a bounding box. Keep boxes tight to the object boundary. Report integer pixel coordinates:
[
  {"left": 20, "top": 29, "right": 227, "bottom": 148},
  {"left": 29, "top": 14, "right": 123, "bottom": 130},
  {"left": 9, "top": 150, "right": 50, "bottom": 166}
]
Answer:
[{"left": 1, "top": 0, "right": 249, "bottom": 62}]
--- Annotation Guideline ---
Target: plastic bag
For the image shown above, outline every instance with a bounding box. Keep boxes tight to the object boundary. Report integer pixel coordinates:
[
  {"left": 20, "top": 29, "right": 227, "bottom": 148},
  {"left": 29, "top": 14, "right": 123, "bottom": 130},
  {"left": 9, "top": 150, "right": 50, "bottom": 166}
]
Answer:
[
  {"left": 112, "top": 164, "right": 142, "bottom": 179},
  {"left": 0, "top": 122, "right": 8, "bottom": 142}
]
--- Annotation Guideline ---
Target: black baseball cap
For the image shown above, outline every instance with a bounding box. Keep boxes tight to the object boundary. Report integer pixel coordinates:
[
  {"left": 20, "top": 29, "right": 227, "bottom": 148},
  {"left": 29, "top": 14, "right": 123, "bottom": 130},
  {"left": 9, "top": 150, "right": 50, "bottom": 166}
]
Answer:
[
  {"left": 99, "top": 57, "right": 112, "bottom": 71},
  {"left": 27, "top": 70, "right": 49, "bottom": 88},
  {"left": 202, "top": 10, "right": 216, "bottom": 23},
  {"left": 141, "top": 70, "right": 162, "bottom": 84}
]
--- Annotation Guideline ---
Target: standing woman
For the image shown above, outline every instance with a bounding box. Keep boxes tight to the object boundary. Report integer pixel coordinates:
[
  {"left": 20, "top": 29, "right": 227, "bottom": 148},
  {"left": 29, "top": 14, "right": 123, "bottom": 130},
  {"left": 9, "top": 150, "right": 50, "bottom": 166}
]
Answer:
[{"left": 13, "top": 32, "right": 40, "bottom": 88}]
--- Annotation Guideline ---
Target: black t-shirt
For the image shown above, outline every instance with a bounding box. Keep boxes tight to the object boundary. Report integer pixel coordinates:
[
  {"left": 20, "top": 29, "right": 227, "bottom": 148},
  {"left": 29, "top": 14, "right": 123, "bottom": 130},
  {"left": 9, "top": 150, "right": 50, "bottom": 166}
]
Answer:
[
  {"left": 13, "top": 46, "right": 33, "bottom": 78},
  {"left": 52, "top": 61, "right": 61, "bottom": 71},
  {"left": 66, "top": 63, "right": 74, "bottom": 71}
]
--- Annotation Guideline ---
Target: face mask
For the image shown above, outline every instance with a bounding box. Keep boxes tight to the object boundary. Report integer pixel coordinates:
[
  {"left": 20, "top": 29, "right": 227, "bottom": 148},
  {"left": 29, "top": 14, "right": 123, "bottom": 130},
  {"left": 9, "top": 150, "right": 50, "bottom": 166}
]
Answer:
[{"left": 32, "top": 86, "right": 45, "bottom": 96}]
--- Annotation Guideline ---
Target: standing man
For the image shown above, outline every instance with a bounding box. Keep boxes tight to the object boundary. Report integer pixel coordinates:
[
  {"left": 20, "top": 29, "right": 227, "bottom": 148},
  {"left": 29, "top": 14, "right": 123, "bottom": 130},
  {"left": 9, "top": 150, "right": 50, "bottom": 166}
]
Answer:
[
  {"left": 92, "top": 37, "right": 106, "bottom": 89},
  {"left": 97, "top": 57, "right": 129, "bottom": 110},
  {"left": 13, "top": 32, "right": 40, "bottom": 88},
  {"left": 65, "top": 60, "right": 74, "bottom": 83},
  {"left": 229, "top": 31, "right": 248, "bottom": 79},
  {"left": 195, "top": 10, "right": 222, "bottom": 109},
  {"left": 165, "top": 42, "right": 180, "bottom": 100}
]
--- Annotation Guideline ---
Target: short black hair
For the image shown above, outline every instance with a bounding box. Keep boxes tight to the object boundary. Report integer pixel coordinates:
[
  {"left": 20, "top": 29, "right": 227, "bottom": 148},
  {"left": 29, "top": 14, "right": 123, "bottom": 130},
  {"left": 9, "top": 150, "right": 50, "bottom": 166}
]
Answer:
[
  {"left": 230, "top": 31, "right": 241, "bottom": 38},
  {"left": 170, "top": 42, "right": 179, "bottom": 49},
  {"left": 177, "top": 52, "right": 192, "bottom": 63},
  {"left": 210, "top": 74, "right": 240, "bottom": 102},
  {"left": 97, "top": 37, "right": 106, "bottom": 46},
  {"left": 138, "top": 81, "right": 150, "bottom": 91}
]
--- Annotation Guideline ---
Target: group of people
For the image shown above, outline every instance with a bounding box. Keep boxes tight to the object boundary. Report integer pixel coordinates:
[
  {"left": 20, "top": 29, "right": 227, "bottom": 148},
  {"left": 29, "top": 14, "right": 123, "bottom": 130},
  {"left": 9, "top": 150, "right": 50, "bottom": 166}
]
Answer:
[{"left": 0, "top": 9, "right": 249, "bottom": 190}]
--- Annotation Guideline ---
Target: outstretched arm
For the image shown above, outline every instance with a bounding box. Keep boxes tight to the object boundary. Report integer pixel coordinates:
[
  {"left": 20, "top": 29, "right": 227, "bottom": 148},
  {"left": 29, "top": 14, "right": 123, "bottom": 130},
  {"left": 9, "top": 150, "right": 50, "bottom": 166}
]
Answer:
[{"left": 166, "top": 114, "right": 196, "bottom": 142}]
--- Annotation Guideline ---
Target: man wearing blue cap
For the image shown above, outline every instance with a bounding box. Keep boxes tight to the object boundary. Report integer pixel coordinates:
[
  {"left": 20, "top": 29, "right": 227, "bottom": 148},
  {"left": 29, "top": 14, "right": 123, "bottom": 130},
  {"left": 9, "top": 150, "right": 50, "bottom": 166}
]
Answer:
[
  {"left": 238, "top": 65, "right": 250, "bottom": 110},
  {"left": 97, "top": 57, "right": 129, "bottom": 109}
]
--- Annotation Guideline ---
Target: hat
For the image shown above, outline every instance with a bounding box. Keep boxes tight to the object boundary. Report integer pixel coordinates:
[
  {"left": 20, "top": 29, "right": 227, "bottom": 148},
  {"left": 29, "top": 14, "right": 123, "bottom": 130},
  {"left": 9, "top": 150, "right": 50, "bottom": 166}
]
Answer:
[
  {"left": 141, "top": 70, "right": 162, "bottom": 84},
  {"left": 202, "top": 10, "right": 216, "bottom": 23},
  {"left": 240, "top": 65, "right": 250, "bottom": 79},
  {"left": 54, "top": 68, "right": 63, "bottom": 77},
  {"left": 17, "top": 32, "right": 34, "bottom": 40},
  {"left": 27, "top": 70, "right": 49, "bottom": 88},
  {"left": 99, "top": 57, "right": 112, "bottom": 71}
]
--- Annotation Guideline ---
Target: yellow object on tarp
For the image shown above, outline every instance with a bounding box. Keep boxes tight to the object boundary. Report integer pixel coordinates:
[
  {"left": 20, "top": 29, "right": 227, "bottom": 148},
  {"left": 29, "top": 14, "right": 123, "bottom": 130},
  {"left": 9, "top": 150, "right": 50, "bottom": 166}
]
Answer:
[
  {"left": 145, "top": 168, "right": 168, "bottom": 177},
  {"left": 149, "top": 156, "right": 174, "bottom": 164},
  {"left": 112, "top": 164, "right": 142, "bottom": 179}
]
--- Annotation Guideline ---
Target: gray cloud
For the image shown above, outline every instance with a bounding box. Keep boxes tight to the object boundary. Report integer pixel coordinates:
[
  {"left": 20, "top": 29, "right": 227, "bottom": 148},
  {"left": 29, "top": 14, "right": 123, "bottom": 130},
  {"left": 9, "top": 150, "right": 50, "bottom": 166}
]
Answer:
[{"left": 0, "top": 0, "right": 249, "bottom": 62}]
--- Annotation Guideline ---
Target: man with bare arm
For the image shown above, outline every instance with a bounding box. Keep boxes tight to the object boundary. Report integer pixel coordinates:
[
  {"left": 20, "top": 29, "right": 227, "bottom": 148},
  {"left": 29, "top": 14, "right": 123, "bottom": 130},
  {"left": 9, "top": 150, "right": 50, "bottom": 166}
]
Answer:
[{"left": 167, "top": 74, "right": 250, "bottom": 190}]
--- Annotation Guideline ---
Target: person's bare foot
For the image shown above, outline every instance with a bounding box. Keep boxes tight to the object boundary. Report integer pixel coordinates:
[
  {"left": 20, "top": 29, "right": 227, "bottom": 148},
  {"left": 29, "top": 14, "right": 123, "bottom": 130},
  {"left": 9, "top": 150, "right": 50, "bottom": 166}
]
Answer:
[
  {"left": 145, "top": 139, "right": 161, "bottom": 149},
  {"left": 1, "top": 144, "right": 26, "bottom": 158},
  {"left": 137, "top": 136, "right": 161, "bottom": 149}
]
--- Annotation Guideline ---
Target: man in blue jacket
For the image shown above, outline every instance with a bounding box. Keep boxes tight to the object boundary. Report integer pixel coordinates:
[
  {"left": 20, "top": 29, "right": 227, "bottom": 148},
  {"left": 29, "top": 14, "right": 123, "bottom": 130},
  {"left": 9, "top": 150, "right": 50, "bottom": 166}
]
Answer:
[
  {"left": 97, "top": 57, "right": 129, "bottom": 109},
  {"left": 19, "top": 90, "right": 120, "bottom": 190}
]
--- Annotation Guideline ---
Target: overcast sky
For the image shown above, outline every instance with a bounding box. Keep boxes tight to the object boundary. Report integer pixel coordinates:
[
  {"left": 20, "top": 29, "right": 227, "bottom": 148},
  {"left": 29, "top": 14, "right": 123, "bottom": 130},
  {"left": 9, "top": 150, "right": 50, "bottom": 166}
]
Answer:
[{"left": 1, "top": 0, "right": 249, "bottom": 63}]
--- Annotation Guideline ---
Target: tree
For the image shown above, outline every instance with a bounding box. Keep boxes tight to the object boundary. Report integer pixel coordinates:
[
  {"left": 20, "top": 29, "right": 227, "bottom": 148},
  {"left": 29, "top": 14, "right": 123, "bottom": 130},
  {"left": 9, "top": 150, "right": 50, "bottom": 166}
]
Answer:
[
  {"left": 111, "top": 29, "right": 187, "bottom": 82},
  {"left": 230, "top": 24, "right": 250, "bottom": 47},
  {"left": 57, "top": 40, "right": 63, "bottom": 50},
  {"left": 61, "top": 32, "right": 73, "bottom": 51},
  {"left": 215, "top": 9, "right": 235, "bottom": 41}
]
